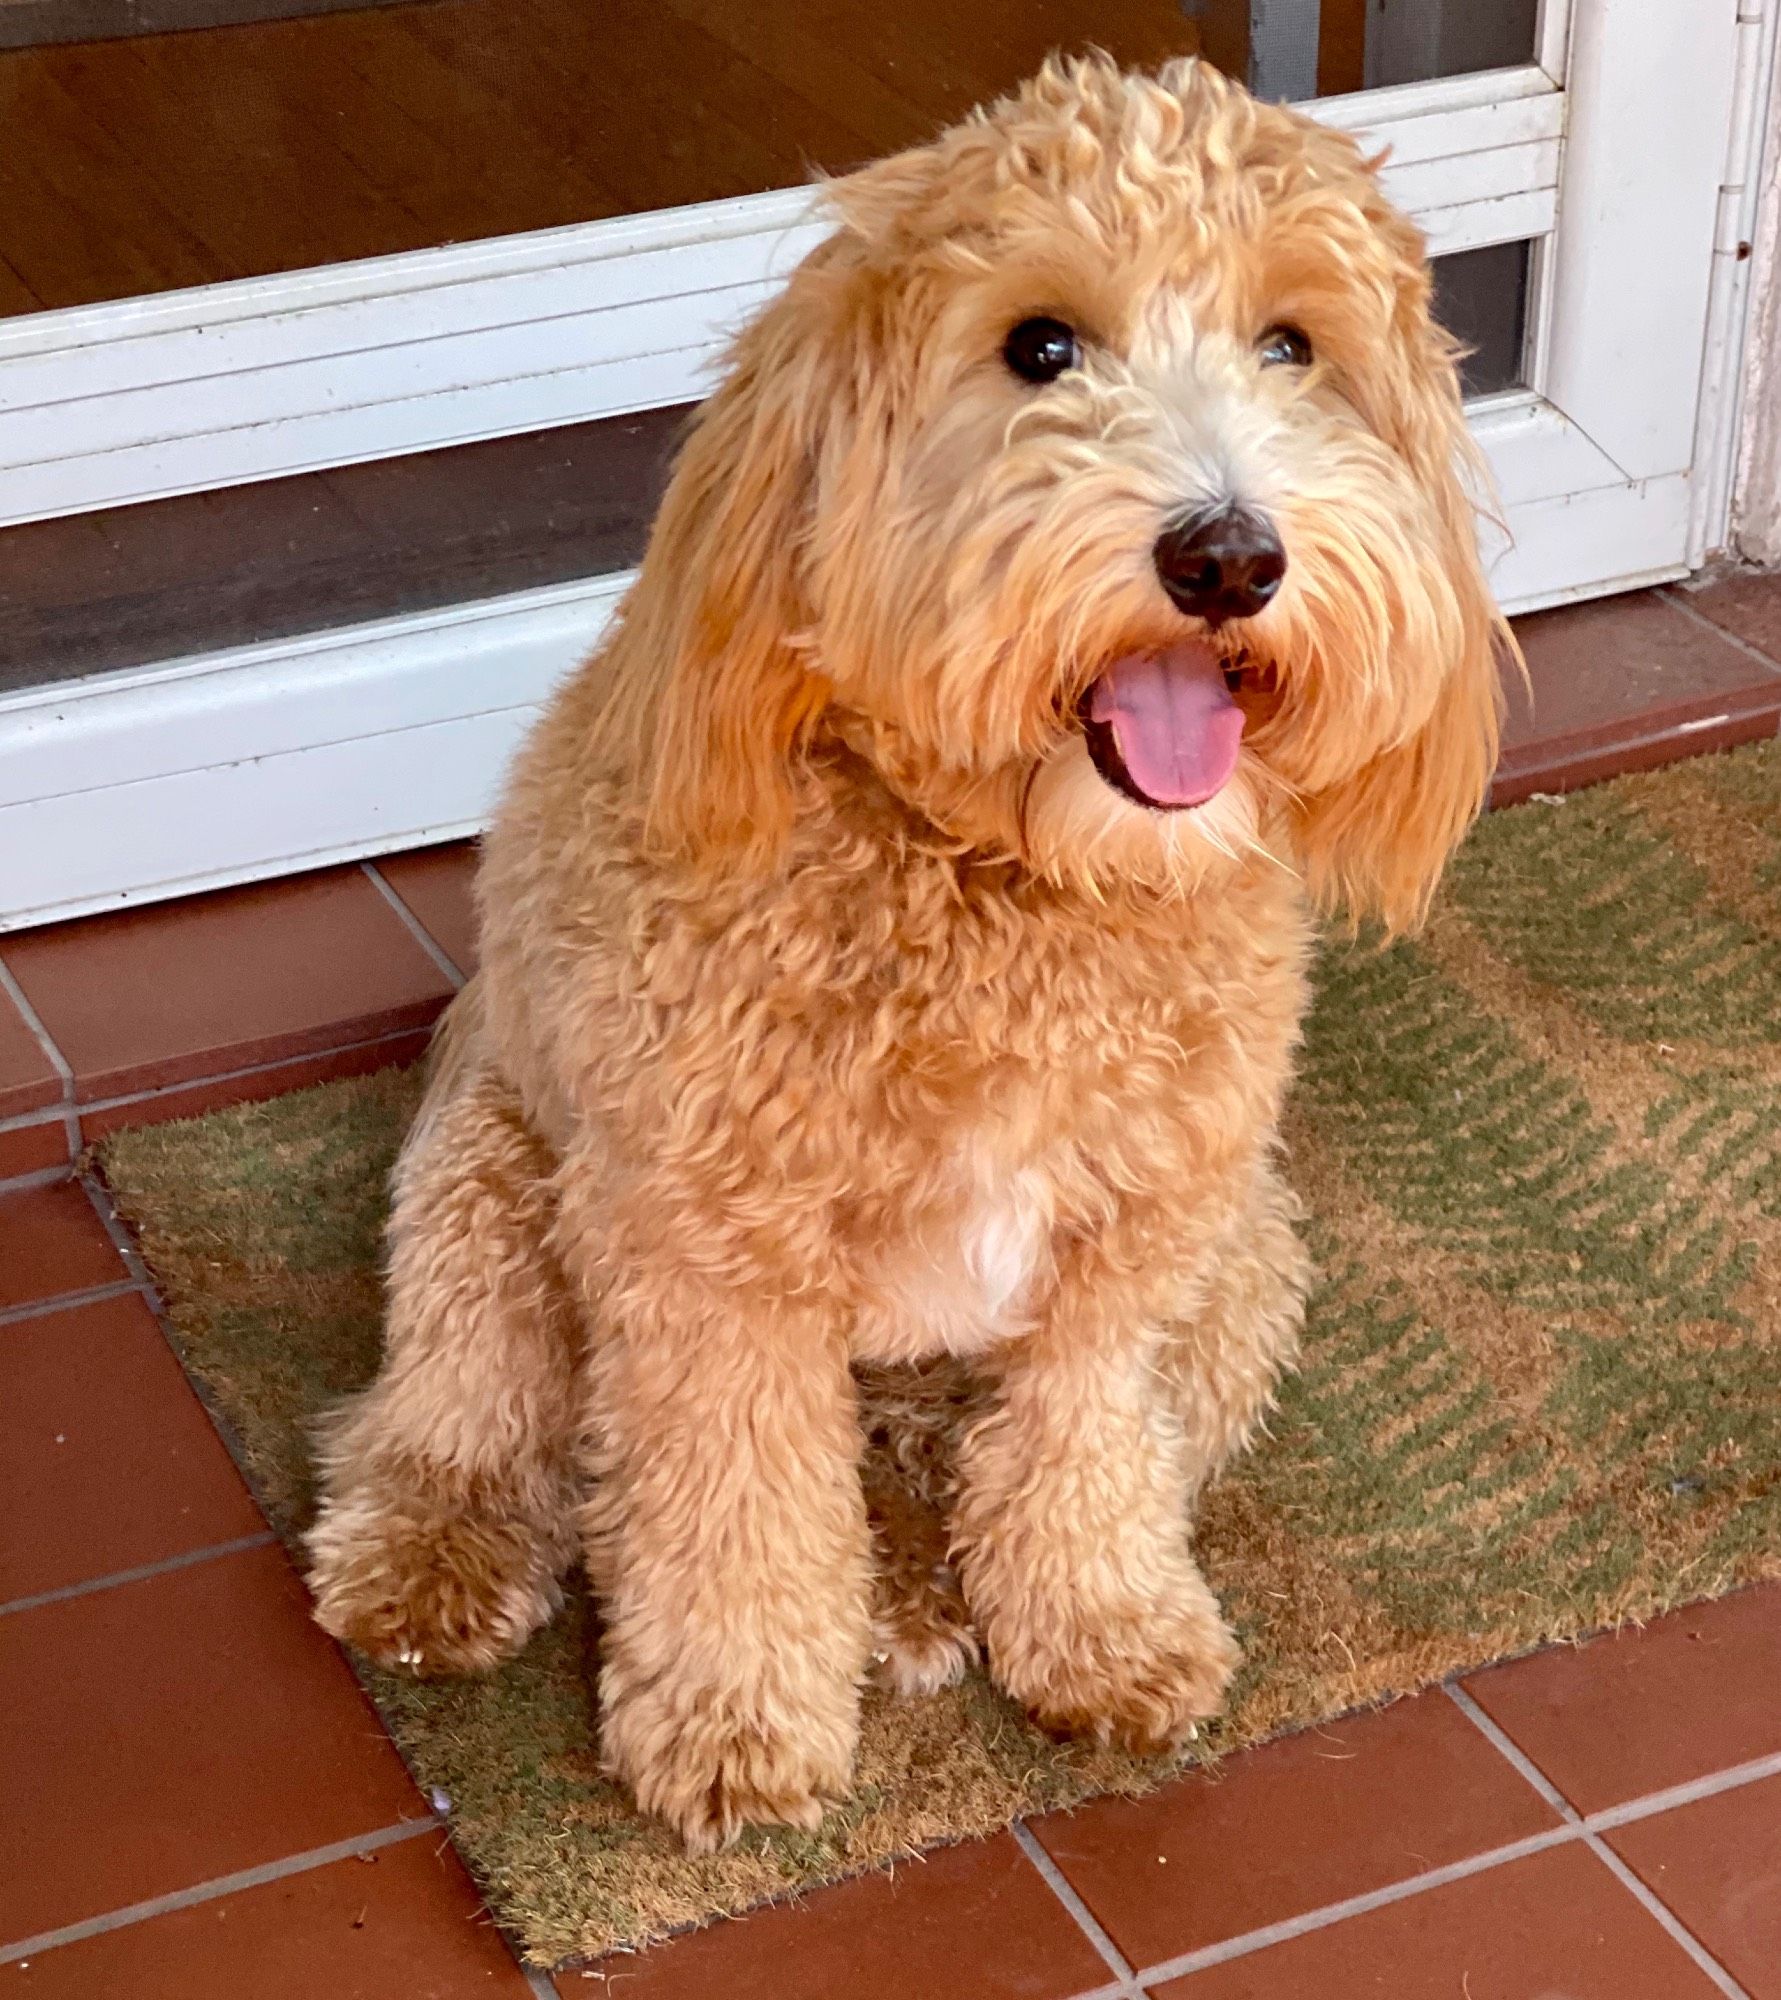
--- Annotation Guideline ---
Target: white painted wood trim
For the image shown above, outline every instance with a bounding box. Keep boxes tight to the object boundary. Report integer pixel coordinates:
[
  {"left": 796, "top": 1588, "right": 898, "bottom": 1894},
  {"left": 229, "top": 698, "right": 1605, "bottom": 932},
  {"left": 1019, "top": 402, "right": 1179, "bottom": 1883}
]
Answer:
[
  {"left": 1421, "top": 187, "right": 1557, "bottom": 258},
  {"left": 0, "top": 66, "right": 1561, "bottom": 530},
  {"left": 0, "top": 574, "right": 629, "bottom": 810},
  {"left": 1307, "top": 57, "right": 1557, "bottom": 132},
  {"left": 0, "top": 185, "right": 826, "bottom": 357},
  {"left": 1691, "top": 0, "right": 1781, "bottom": 564},
  {"left": 1539, "top": 0, "right": 1742, "bottom": 479},
  {"left": 1470, "top": 390, "right": 1625, "bottom": 508},
  {"left": 1536, "top": 0, "right": 1579, "bottom": 83},
  {"left": 1730, "top": 0, "right": 1781, "bottom": 563},
  {"left": 0, "top": 401, "right": 1681, "bottom": 932},
  {"left": 0, "top": 578, "right": 627, "bottom": 929}
]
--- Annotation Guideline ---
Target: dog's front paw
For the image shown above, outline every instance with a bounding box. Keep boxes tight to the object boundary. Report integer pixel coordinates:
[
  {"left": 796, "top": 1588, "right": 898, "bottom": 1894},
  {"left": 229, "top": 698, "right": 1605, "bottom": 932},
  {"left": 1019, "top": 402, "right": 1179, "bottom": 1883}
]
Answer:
[
  {"left": 875, "top": 1615, "right": 980, "bottom": 1698},
  {"left": 873, "top": 1561, "right": 980, "bottom": 1697},
  {"left": 306, "top": 1501, "right": 564, "bottom": 1677},
  {"left": 602, "top": 1673, "right": 859, "bottom": 1853},
  {"left": 991, "top": 1585, "right": 1240, "bottom": 1753}
]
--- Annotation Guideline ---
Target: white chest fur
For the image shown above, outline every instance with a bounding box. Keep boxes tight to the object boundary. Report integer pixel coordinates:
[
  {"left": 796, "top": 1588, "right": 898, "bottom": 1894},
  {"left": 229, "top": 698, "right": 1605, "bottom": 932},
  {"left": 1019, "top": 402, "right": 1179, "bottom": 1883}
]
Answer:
[{"left": 852, "top": 1132, "right": 1057, "bottom": 1363}]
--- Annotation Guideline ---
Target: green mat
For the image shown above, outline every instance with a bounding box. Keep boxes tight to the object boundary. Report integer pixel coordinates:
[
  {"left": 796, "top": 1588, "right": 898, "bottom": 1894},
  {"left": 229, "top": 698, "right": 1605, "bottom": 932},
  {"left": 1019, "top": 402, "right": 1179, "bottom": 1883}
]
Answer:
[{"left": 100, "top": 741, "right": 1781, "bottom": 1968}]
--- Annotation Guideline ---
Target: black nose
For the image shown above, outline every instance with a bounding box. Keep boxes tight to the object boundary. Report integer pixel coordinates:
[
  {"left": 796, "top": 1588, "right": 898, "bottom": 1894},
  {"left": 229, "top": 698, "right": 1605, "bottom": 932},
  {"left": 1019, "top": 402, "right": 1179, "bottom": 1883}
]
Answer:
[{"left": 1152, "top": 508, "right": 1287, "bottom": 625}]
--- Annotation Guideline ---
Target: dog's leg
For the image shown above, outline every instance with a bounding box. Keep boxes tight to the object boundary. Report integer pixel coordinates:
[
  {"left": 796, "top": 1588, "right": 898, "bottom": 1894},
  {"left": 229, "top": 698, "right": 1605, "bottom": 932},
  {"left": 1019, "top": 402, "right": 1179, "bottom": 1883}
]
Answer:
[
  {"left": 306, "top": 1011, "right": 579, "bottom": 1675},
  {"left": 1160, "top": 1157, "right": 1310, "bottom": 1502},
  {"left": 952, "top": 1263, "right": 1239, "bottom": 1752},
  {"left": 858, "top": 1359, "right": 981, "bottom": 1696},
  {"left": 566, "top": 1194, "right": 874, "bottom": 1852}
]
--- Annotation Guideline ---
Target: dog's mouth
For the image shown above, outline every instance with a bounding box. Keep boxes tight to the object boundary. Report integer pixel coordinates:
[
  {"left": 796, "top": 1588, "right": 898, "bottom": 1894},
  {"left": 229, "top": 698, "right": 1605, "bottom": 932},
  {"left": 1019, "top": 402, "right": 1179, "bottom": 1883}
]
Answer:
[{"left": 1077, "top": 640, "right": 1250, "bottom": 811}]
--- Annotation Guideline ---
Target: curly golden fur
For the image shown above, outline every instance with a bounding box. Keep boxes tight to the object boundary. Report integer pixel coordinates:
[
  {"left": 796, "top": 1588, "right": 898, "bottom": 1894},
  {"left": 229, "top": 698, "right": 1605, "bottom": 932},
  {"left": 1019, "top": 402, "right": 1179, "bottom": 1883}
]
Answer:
[{"left": 305, "top": 55, "right": 1512, "bottom": 1851}]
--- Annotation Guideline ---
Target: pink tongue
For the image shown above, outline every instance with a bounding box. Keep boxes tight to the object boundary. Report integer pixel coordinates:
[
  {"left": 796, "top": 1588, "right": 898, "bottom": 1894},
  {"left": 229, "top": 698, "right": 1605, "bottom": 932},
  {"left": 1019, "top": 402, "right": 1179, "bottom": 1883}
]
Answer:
[{"left": 1088, "top": 641, "right": 1244, "bottom": 808}]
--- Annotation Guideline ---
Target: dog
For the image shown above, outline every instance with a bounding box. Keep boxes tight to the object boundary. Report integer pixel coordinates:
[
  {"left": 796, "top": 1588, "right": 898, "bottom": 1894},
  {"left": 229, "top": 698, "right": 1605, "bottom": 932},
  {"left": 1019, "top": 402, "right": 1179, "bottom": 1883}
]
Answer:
[{"left": 304, "top": 53, "right": 1510, "bottom": 1852}]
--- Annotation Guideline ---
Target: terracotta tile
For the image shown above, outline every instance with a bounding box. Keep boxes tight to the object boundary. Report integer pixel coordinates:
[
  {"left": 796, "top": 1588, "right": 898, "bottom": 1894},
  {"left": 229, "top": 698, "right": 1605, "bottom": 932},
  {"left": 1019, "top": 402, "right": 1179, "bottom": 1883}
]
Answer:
[
  {"left": 0, "top": 984, "right": 59, "bottom": 1121},
  {"left": 1495, "top": 590, "right": 1781, "bottom": 805},
  {"left": 3, "top": 1833, "right": 531, "bottom": 1998},
  {"left": 0, "top": 1542, "right": 428, "bottom": 1942},
  {"left": 0, "top": 1293, "right": 265, "bottom": 1604},
  {"left": 1506, "top": 591, "right": 1781, "bottom": 742},
  {"left": 1147, "top": 1841, "right": 1724, "bottom": 1998},
  {"left": 0, "top": 868, "right": 453, "bottom": 1103},
  {"left": 1605, "top": 1774, "right": 1781, "bottom": 2000},
  {"left": 1030, "top": 1691, "right": 1559, "bottom": 1972},
  {"left": 0, "top": 1115, "right": 69, "bottom": 1184},
  {"left": 0, "top": 1180, "right": 125, "bottom": 1310},
  {"left": 553, "top": 1833, "right": 1109, "bottom": 2000},
  {"left": 1493, "top": 693, "right": 1781, "bottom": 805},
  {"left": 1461, "top": 1586, "right": 1781, "bottom": 1814},
  {"left": 77, "top": 1030, "right": 433, "bottom": 1143},
  {"left": 373, "top": 844, "right": 481, "bottom": 977},
  {"left": 1673, "top": 568, "right": 1781, "bottom": 667}
]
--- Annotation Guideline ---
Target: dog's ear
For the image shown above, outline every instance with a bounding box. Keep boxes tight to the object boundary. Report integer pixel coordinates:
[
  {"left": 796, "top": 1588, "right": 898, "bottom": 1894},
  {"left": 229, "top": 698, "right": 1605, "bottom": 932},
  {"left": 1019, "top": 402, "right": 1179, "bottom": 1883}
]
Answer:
[
  {"left": 822, "top": 146, "right": 949, "bottom": 249},
  {"left": 1294, "top": 263, "right": 1514, "bottom": 937},
  {"left": 610, "top": 277, "right": 846, "bottom": 872},
  {"left": 1294, "top": 607, "right": 1507, "bottom": 937}
]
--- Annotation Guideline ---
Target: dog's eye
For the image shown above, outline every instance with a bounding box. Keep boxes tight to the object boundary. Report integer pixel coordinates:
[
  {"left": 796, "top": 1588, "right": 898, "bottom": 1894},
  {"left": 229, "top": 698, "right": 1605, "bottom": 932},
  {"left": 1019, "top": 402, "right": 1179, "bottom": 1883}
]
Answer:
[
  {"left": 1258, "top": 324, "right": 1313, "bottom": 369},
  {"left": 1003, "top": 317, "right": 1080, "bottom": 384}
]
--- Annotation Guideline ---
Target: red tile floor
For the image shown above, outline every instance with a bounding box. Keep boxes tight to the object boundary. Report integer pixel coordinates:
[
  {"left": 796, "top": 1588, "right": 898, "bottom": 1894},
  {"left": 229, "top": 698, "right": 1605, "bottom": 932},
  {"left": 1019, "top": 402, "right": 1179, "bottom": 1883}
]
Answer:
[{"left": 2, "top": 576, "right": 1779, "bottom": 1996}]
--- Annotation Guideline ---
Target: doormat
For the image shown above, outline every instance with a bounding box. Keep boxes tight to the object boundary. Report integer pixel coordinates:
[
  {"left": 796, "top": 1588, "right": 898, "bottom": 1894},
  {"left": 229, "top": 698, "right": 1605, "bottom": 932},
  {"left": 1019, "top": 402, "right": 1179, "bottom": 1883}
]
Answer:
[{"left": 100, "top": 740, "right": 1781, "bottom": 1968}]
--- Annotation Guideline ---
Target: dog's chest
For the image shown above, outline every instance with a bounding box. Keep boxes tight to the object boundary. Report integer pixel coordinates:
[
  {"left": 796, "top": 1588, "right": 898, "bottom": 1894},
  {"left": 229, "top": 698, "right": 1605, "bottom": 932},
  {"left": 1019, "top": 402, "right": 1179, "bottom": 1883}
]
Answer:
[{"left": 851, "top": 1129, "right": 1058, "bottom": 1363}]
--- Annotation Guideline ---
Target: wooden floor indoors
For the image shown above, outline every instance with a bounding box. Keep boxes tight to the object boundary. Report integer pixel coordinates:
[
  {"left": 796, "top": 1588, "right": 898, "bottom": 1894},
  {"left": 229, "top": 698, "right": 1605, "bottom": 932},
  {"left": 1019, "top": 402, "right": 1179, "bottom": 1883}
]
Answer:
[{"left": 0, "top": 0, "right": 1219, "bottom": 315}]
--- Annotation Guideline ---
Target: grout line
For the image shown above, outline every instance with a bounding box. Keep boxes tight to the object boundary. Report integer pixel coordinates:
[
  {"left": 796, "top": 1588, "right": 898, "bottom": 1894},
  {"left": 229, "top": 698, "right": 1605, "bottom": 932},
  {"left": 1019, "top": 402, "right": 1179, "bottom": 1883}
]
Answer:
[
  {"left": 1446, "top": 1679, "right": 1781, "bottom": 1834},
  {"left": 0, "top": 1278, "right": 145, "bottom": 1328},
  {"left": 362, "top": 861, "right": 467, "bottom": 989},
  {"left": 1581, "top": 1835, "right": 1755, "bottom": 2000},
  {"left": 1010, "top": 1822, "right": 1147, "bottom": 1998},
  {"left": 1442, "top": 1683, "right": 1580, "bottom": 1820},
  {"left": 73, "top": 1021, "right": 436, "bottom": 1121},
  {"left": 1587, "top": 1750, "right": 1781, "bottom": 1831},
  {"left": 0, "top": 1533, "right": 279, "bottom": 1618},
  {"left": 72, "top": 1167, "right": 282, "bottom": 1543},
  {"left": 1132, "top": 1824, "right": 1577, "bottom": 1984},
  {"left": 78, "top": 1168, "right": 163, "bottom": 1300},
  {"left": 0, "top": 955, "right": 80, "bottom": 1161},
  {"left": 1447, "top": 1681, "right": 1767, "bottom": 2000},
  {"left": 0, "top": 954, "right": 74, "bottom": 1095},
  {"left": 1661, "top": 586, "right": 1781, "bottom": 680},
  {"left": 39, "top": 1163, "right": 495, "bottom": 1988},
  {"left": 0, "top": 1100, "right": 72, "bottom": 1136},
  {"left": 0, "top": 1163, "right": 76, "bottom": 1195},
  {"left": 0, "top": 1817, "right": 442, "bottom": 1965}
]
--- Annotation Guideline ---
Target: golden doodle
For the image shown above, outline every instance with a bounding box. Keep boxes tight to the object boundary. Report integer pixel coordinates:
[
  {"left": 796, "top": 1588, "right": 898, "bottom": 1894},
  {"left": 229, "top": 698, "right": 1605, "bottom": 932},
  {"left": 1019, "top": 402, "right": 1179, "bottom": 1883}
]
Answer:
[{"left": 306, "top": 55, "right": 1512, "bottom": 1851}]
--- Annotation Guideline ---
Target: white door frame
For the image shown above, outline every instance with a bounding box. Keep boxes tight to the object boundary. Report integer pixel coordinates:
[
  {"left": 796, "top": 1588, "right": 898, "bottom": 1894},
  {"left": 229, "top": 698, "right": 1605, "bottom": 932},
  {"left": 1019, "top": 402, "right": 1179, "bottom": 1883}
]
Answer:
[
  {"left": 0, "top": 0, "right": 1770, "bottom": 930},
  {"left": 1731, "top": 0, "right": 1781, "bottom": 565}
]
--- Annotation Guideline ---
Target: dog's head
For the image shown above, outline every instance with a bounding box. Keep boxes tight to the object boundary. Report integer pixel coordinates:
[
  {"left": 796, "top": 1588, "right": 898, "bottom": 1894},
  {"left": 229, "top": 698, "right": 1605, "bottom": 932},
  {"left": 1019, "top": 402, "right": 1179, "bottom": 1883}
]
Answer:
[{"left": 618, "top": 55, "right": 1511, "bottom": 932}]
